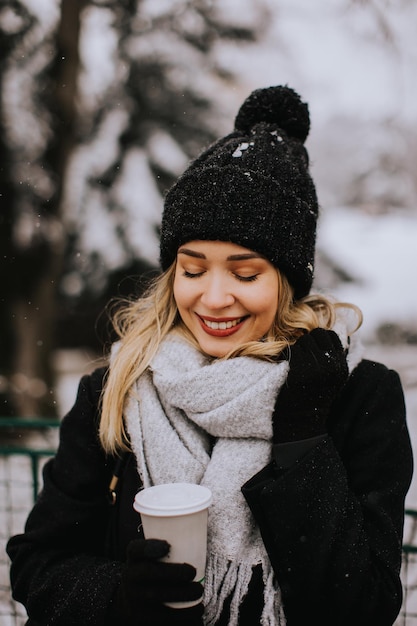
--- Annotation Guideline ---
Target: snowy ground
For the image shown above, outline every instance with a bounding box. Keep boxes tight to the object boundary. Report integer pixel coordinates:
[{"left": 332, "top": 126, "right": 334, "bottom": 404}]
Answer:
[{"left": 316, "top": 208, "right": 417, "bottom": 345}]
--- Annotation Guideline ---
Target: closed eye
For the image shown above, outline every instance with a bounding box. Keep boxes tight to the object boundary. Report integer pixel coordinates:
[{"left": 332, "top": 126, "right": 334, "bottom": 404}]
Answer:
[
  {"left": 183, "top": 270, "right": 205, "bottom": 278},
  {"left": 234, "top": 273, "right": 259, "bottom": 282}
]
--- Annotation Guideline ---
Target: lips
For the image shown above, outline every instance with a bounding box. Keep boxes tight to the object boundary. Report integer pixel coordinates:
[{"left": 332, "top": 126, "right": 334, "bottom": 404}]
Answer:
[{"left": 197, "top": 315, "right": 247, "bottom": 337}]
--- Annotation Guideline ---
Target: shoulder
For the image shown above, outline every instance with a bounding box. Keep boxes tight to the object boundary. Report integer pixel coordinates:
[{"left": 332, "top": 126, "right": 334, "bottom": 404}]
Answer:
[
  {"left": 58, "top": 365, "right": 109, "bottom": 458},
  {"left": 61, "top": 366, "right": 108, "bottom": 429},
  {"left": 330, "top": 359, "right": 411, "bottom": 471},
  {"left": 75, "top": 365, "right": 108, "bottom": 405},
  {"left": 339, "top": 358, "right": 404, "bottom": 409},
  {"left": 351, "top": 358, "right": 401, "bottom": 382},
  {"left": 53, "top": 366, "right": 112, "bottom": 498},
  {"left": 329, "top": 358, "right": 407, "bottom": 446}
]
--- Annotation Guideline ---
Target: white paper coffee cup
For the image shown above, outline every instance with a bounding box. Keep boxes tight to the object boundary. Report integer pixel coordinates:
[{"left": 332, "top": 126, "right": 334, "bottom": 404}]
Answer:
[{"left": 133, "top": 483, "right": 212, "bottom": 608}]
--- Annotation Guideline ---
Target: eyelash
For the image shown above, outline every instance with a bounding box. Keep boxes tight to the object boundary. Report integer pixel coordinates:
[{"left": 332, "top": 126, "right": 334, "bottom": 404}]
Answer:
[
  {"left": 183, "top": 271, "right": 259, "bottom": 282},
  {"left": 235, "top": 274, "right": 258, "bottom": 282}
]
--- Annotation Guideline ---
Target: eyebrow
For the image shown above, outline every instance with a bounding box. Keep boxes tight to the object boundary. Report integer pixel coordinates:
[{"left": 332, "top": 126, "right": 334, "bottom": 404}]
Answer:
[{"left": 177, "top": 248, "right": 263, "bottom": 261}]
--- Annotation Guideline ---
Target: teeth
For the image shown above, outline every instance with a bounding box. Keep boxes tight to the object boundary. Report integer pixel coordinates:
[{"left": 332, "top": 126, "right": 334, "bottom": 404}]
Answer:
[{"left": 203, "top": 318, "right": 241, "bottom": 330}]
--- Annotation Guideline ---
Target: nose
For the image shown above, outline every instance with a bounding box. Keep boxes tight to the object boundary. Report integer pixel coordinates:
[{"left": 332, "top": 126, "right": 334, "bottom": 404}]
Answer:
[{"left": 200, "top": 275, "right": 235, "bottom": 310}]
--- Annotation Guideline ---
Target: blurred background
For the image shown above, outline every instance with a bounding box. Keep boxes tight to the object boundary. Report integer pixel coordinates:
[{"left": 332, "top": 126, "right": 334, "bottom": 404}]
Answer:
[{"left": 1, "top": 0, "right": 416, "bottom": 494}]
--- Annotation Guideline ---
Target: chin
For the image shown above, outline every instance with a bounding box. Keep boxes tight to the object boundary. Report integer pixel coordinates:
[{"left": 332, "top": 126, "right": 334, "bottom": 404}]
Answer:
[{"left": 196, "top": 337, "right": 237, "bottom": 359}]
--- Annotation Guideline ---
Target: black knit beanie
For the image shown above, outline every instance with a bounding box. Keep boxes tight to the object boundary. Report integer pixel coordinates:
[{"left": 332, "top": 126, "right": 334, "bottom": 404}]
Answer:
[{"left": 160, "top": 85, "right": 319, "bottom": 299}]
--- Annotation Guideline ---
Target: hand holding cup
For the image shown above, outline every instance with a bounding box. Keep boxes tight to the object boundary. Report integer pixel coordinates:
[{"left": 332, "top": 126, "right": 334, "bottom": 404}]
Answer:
[{"left": 116, "top": 537, "right": 204, "bottom": 625}]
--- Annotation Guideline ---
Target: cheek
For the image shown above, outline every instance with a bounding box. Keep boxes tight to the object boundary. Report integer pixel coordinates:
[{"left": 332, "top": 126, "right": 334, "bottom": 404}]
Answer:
[
  {"left": 255, "top": 295, "right": 278, "bottom": 335},
  {"left": 257, "top": 296, "right": 278, "bottom": 323},
  {"left": 249, "top": 279, "right": 279, "bottom": 317},
  {"left": 253, "top": 292, "right": 278, "bottom": 334},
  {"left": 173, "top": 274, "right": 183, "bottom": 307},
  {"left": 173, "top": 274, "right": 193, "bottom": 310}
]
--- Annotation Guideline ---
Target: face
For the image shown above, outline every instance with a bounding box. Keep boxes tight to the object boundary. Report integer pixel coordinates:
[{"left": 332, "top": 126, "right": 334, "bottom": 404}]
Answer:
[{"left": 173, "top": 240, "right": 279, "bottom": 358}]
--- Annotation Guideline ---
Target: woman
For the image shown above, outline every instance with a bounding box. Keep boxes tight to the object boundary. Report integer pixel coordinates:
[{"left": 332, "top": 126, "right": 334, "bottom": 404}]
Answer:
[{"left": 7, "top": 86, "right": 413, "bottom": 626}]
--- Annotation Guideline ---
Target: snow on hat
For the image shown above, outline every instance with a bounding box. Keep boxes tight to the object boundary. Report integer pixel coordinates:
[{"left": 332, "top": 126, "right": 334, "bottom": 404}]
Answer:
[{"left": 160, "top": 85, "right": 319, "bottom": 299}]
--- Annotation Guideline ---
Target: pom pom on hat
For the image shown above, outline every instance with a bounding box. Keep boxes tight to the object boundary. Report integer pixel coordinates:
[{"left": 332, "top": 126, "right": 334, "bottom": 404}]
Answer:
[
  {"left": 160, "top": 85, "right": 319, "bottom": 299},
  {"left": 234, "top": 85, "right": 310, "bottom": 142}
]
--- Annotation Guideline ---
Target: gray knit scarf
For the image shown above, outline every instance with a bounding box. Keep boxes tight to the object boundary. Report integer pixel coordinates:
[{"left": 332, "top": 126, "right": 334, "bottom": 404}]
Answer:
[{"left": 124, "top": 324, "right": 363, "bottom": 626}]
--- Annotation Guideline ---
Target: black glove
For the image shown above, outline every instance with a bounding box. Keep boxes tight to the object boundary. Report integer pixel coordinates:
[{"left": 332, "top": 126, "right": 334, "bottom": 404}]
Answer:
[
  {"left": 111, "top": 538, "right": 204, "bottom": 626},
  {"left": 273, "top": 328, "right": 349, "bottom": 443}
]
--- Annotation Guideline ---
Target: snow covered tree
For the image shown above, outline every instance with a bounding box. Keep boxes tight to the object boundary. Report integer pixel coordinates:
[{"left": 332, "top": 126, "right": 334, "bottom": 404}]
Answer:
[
  {"left": 2, "top": 0, "right": 414, "bottom": 418},
  {"left": 0, "top": 0, "right": 270, "bottom": 416},
  {"left": 60, "top": 0, "right": 270, "bottom": 303}
]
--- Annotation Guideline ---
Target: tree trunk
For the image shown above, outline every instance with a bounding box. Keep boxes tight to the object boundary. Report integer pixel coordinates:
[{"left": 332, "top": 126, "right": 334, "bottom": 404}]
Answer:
[{"left": 4, "top": 0, "right": 85, "bottom": 417}]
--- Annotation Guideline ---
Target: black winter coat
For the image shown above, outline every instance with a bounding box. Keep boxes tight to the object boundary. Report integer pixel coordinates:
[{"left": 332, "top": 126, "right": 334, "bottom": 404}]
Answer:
[{"left": 7, "top": 359, "right": 413, "bottom": 626}]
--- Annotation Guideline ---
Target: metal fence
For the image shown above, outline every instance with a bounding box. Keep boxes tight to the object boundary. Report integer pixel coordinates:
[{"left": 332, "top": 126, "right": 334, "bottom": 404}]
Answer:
[
  {"left": 0, "top": 418, "right": 59, "bottom": 626},
  {"left": 401, "top": 510, "right": 417, "bottom": 625},
  {"left": 0, "top": 419, "right": 416, "bottom": 626}
]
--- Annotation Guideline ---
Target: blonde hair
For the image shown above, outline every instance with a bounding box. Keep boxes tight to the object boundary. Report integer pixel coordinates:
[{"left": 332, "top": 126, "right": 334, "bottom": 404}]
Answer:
[{"left": 100, "top": 262, "right": 362, "bottom": 454}]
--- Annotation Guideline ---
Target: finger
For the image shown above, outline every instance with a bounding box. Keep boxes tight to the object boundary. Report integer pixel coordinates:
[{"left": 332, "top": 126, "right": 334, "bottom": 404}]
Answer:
[
  {"left": 163, "top": 601, "right": 204, "bottom": 625},
  {"left": 154, "top": 581, "right": 203, "bottom": 603},
  {"left": 287, "top": 332, "right": 317, "bottom": 366},
  {"left": 125, "top": 560, "right": 197, "bottom": 584},
  {"left": 285, "top": 335, "right": 309, "bottom": 362},
  {"left": 309, "top": 328, "right": 344, "bottom": 354},
  {"left": 326, "top": 330, "right": 345, "bottom": 354},
  {"left": 127, "top": 538, "right": 170, "bottom": 563},
  {"left": 308, "top": 327, "right": 335, "bottom": 348},
  {"left": 317, "top": 331, "right": 348, "bottom": 370},
  {"left": 134, "top": 581, "right": 203, "bottom": 604},
  {"left": 141, "top": 601, "right": 204, "bottom": 626}
]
